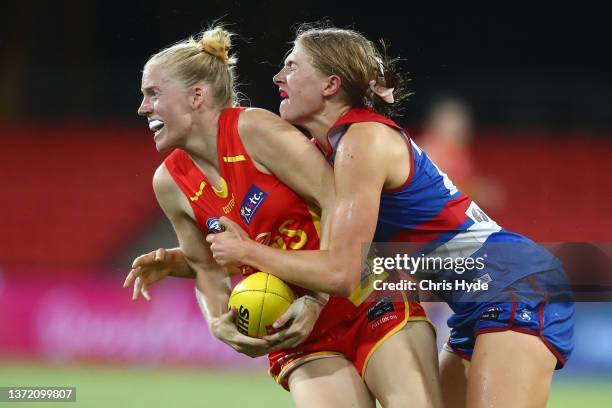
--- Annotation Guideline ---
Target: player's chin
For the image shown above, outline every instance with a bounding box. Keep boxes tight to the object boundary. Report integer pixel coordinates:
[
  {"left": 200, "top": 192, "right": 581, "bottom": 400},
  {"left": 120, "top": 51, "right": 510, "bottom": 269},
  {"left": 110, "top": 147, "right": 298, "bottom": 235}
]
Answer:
[
  {"left": 153, "top": 130, "right": 175, "bottom": 153},
  {"left": 154, "top": 138, "right": 172, "bottom": 153},
  {"left": 279, "top": 99, "right": 295, "bottom": 118},
  {"left": 278, "top": 101, "right": 287, "bottom": 117},
  {"left": 278, "top": 105, "right": 300, "bottom": 124}
]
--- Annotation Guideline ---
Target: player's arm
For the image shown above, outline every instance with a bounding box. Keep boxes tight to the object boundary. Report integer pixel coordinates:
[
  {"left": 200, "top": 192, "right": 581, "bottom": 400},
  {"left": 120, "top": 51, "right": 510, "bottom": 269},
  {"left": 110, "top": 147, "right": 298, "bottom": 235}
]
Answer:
[
  {"left": 152, "top": 164, "right": 273, "bottom": 356},
  {"left": 238, "top": 108, "right": 335, "bottom": 249},
  {"left": 152, "top": 163, "right": 230, "bottom": 317},
  {"left": 124, "top": 247, "right": 247, "bottom": 301},
  {"left": 212, "top": 123, "right": 390, "bottom": 296},
  {"left": 237, "top": 108, "right": 336, "bottom": 301}
]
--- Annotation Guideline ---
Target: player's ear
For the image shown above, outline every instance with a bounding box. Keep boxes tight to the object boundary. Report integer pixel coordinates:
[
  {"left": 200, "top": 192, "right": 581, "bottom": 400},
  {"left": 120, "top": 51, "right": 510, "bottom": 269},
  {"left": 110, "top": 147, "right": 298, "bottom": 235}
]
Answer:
[
  {"left": 191, "top": 84, "right": 207, "bottom": 109},
  {"left": 322, "top": 74, "right": 342, "bottom": 97}
]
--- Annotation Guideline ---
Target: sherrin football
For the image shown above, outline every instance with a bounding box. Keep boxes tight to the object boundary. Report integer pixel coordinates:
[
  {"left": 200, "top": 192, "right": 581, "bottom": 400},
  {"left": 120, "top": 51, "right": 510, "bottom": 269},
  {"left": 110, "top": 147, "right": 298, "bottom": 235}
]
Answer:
[{"left": 228, "top": 272, "right": 295, "bottom": 338}]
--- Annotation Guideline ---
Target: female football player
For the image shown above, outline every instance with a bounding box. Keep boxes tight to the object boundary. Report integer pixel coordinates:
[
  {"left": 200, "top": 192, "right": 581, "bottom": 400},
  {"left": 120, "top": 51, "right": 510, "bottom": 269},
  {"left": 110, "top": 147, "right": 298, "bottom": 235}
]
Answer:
[
  {"left": 206, "top": 24, "right": 575, "bottom": 408},
  {"left": 125, "top": 25, "right": 441, "bottom": 408}
]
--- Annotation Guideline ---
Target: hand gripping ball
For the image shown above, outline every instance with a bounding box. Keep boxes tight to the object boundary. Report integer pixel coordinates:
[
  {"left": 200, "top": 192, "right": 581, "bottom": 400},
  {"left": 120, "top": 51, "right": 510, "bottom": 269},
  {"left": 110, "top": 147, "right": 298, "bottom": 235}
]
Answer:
[{"left": 228, "top": 272, "right": 295, "bottom": 338}]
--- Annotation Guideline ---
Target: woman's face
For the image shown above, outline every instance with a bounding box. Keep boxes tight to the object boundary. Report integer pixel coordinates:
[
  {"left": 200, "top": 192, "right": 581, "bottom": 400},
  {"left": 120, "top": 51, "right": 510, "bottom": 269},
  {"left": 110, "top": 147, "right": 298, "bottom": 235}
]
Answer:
[
  {"left": 273, "top": 41, "right": 329, "bottom": 125},
  {"left": 138, "top": 63, "right": 193, "bottom": 152}
]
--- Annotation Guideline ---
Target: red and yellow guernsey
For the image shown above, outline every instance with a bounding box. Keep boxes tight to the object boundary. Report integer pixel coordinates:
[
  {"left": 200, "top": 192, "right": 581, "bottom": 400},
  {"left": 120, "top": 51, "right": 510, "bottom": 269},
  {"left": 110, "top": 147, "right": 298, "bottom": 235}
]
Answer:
[
  {"left": 165, "top": 107, "right": 429, "bottom": 388},
  {"left": 165, "top": 107, "right": 373, "bottom": 333}
]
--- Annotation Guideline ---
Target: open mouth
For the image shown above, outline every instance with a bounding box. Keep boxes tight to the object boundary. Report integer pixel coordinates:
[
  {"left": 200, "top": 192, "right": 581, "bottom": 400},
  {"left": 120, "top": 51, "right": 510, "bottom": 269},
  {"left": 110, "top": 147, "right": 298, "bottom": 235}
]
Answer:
[{"left": 149, "top": 119, "right": 165, "bottom": 136}]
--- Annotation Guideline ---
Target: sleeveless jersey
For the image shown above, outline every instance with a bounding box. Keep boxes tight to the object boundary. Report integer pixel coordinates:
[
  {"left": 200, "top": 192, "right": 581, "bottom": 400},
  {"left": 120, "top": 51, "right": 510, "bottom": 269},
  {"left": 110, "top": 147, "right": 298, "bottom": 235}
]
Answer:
[
  {"left": 316, "top": 107, "right": 562, "bottom": 311},
  {"left": 164, "top": 107, "right": 374, "bottom": 332}
]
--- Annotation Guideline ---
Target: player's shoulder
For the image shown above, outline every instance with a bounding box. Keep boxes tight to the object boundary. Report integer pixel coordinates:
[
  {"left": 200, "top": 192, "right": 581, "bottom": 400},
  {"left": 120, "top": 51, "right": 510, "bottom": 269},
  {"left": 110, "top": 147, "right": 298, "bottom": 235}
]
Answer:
[
  {"left": 152, "top": 162, "right": 193, "bottom": 218},
  {"left": 341, "top": 121, "right": 399, "bottom": 153},
  {"left": 238, "top": 107, "right": 310, "bottom": 165},
  {"left": 238, "top": 107, "right": 287, "bottom": 135},
  {"left": 346, "top": 120, "right": 400, "bottom": 139},
  {"left": 152, "top": 162, "right": 179, "bottom": 198}
]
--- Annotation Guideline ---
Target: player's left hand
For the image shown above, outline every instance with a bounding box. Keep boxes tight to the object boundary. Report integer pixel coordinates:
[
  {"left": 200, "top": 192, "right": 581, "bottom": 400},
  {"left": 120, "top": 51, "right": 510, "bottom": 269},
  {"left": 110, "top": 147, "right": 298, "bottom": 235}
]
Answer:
[
  {"left": 210, "top": 307, "right": 273, "bottom": 358},
  {"left": 263, "top": 294, "right": 327, "bottom": 351},
  {"left": 123, "top": 247, "right": 186, "bottom": 301},
  {"left": 206, "top": 216, "right": 251, "bottom": 267}
]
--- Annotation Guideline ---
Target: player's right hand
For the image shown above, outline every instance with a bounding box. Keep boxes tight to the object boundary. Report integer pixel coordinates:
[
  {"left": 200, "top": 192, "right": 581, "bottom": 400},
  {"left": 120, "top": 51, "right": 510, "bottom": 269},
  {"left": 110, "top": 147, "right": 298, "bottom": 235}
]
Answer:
[
  {"left": 210, "top": 307, "right": 273, "bottom": 358},
  {"left": 263, "top": 294, "right": 325, "bottom": 351},
  {"left": 123, "top": 247, "right": 185, "bottom": 301}
]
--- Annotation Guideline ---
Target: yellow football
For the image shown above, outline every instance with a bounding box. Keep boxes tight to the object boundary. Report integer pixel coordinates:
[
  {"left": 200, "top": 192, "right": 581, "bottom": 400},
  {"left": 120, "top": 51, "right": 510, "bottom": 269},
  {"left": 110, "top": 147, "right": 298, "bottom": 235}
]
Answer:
[{"left": 228, "top": 272, "right": 295, "bottom": 338}]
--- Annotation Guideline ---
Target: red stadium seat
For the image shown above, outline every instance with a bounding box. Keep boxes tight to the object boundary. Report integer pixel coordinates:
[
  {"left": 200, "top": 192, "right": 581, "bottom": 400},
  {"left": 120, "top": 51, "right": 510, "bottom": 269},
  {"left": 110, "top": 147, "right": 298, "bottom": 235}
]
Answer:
[{"left": 0, "top": 125, "right": 164, "bottom": 272}]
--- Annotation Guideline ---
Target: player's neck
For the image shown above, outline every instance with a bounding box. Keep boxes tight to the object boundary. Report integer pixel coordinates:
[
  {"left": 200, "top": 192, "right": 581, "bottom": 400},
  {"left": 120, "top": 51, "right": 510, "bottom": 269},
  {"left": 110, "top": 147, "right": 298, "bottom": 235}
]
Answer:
[
  {"left": 302, "top": 104, "right": 350, "bottom": 150},
  {"left": 184, "top": 108, "right": 222, "bottom": 171}
]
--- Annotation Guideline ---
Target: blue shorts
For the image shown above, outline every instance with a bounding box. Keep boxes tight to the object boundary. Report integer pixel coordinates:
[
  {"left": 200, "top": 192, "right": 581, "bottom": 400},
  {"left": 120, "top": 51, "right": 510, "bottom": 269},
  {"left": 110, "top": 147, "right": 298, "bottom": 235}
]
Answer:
[{"left": 445, "top": 271, "right": 575, "bottom": 368}]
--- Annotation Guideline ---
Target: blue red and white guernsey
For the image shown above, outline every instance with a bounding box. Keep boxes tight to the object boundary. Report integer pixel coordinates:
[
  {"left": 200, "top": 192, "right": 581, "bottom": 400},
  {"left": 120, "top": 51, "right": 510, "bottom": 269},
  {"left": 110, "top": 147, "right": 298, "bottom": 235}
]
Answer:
[
  {"left": 317, "top": 107, "right": 575, "bottom": 368},
  {"left": 163, "top": 107, "right": 431, "bottom": 389}
]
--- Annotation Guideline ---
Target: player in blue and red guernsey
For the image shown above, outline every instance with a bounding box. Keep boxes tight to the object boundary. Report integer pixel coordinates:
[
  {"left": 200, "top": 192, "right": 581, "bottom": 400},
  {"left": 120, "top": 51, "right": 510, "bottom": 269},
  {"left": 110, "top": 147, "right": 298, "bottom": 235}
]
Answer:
[{"left": 207, "top": 25, "right": 575, "bottom": 408}]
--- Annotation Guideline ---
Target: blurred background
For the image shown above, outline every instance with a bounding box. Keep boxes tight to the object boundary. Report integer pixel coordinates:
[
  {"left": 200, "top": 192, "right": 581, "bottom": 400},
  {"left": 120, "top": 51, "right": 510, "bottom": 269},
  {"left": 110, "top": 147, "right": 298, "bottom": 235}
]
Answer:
[{"left": 1, "top": 1, "right": 610, "bottom": 407}]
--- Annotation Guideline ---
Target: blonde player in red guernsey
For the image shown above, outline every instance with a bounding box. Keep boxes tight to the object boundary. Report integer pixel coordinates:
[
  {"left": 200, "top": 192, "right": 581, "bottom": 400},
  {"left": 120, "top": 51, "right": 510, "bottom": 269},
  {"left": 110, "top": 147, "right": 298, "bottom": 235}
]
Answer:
[{"left": 124, "top": 26, "right": 442, "bottom": 407}]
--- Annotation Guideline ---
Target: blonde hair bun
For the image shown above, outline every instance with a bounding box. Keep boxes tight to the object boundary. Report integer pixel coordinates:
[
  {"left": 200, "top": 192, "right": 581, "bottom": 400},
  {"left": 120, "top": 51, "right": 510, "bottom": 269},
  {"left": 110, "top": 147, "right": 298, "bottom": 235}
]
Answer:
[
  {"left": 145, "top": 24, "right": 239, "bottom": 107},
  {"left": 198, "top": 27, "right": 235, "bottom": 65}
]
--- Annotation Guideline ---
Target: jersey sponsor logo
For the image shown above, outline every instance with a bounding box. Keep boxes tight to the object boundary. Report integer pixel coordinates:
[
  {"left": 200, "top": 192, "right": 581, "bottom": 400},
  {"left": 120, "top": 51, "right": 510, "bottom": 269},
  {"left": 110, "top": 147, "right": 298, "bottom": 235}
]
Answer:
[
  {"left": 465, "top": 202, "right": 498, "bottom": 227},
  {"left": 222, "top": 193, "right": 236, "bottom": 214},
  {"left": 367, "top": 295, "right": 395, "bottom": 322},
  {"left": 479, "top": 306, "right": 501, "bottom": 321},
  {"left": 240, "top": 185, "right": 268, "bottom": 225},
  {"left": 471, "top": 207, "right": 490, "bottom": 223},
  {"left": 206, "top": 217, "right": 225, "bottom": 234},
  {"left": 189, "top": 181, "right": 207, "bottom": 202},
  {"left": 425, "top": 202, "right": 502, "bottom": 261}
]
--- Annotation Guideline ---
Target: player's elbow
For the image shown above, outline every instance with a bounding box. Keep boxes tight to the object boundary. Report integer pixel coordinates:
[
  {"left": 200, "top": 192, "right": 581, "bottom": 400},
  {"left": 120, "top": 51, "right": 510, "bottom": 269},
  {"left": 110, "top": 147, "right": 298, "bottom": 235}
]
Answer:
[{"left": 328, "top": 266, "right": 360, "bottom": 297}]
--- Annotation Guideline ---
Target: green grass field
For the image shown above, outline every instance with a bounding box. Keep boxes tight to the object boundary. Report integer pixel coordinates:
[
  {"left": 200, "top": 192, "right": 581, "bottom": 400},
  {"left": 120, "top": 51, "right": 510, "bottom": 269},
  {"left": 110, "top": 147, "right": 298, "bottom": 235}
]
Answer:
[{"left": 1, "top": 362, "right": 610, "bottom": 407}]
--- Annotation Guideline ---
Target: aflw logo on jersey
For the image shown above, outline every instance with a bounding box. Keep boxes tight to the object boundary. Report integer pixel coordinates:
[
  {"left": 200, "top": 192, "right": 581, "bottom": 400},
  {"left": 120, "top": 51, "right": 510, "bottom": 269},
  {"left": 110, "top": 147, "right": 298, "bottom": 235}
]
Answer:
[
  {"left": 240, "top": 185, "right": 268, "bottom": 225},
  {"left": 206, "top": 217, "right": 225, "bottom": 234}
]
